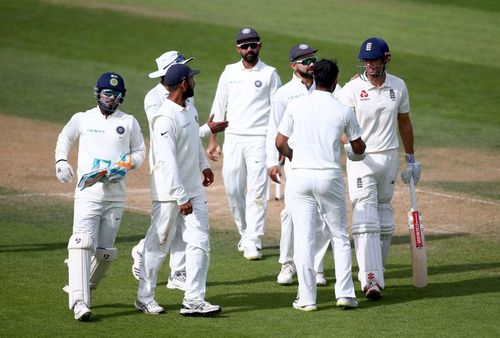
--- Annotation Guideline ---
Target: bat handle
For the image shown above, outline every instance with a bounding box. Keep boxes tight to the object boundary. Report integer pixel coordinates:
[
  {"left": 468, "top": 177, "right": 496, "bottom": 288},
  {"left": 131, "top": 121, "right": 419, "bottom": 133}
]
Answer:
[{"left": 409, "top": 176, "right": 418, "bottom": 210}]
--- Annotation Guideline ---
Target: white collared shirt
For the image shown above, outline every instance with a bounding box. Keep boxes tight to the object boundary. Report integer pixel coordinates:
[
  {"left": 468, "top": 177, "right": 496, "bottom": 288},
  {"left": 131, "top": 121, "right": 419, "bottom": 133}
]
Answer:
[
  {"left": 150, "top": 99, "right": 210, "bottom": 203},
  {"left": 55, "top": 107, "right": 145, "bottom": 201},
  {"left": 339, "top": 73, "right": 410, "bottom": 153},
  {"left": 278, "top": 90, "right": 362, "bottom": 170},
  {"left": 210, "top": 59, "right": 281, "bottom": 142}
]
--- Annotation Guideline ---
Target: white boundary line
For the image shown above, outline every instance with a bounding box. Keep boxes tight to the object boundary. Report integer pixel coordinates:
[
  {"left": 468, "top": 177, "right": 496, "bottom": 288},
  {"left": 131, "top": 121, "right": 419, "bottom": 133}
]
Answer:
[{"left": 415, "top": 188, "right": 500, "bottom": 206}]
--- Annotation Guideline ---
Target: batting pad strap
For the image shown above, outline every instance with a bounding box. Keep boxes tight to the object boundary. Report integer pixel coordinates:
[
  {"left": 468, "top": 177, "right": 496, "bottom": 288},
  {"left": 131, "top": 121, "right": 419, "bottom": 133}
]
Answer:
[{"left": 352, "top": 203, "right": 379, "bottom": 234}]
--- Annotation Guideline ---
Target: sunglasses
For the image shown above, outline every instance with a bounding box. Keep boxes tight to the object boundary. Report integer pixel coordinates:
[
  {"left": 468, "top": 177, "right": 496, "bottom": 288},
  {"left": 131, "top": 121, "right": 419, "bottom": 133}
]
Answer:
[
  {"left": 237, "top": 42, "right": 260, "bottom": 50},
  {"left": 293, "top": 56, "right": 317, "bottom": 66},
  {"left": 101, "top": 89, "right": 123, "bottom": 97}
]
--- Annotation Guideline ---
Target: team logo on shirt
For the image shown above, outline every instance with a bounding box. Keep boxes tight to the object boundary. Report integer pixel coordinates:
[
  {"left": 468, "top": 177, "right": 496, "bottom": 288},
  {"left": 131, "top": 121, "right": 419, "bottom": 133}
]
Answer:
[
  {"left": 389, "top": 89, "right": 396, "bottom": 101},
  {"left": 360, "top": 90, "right": 369, "bottom": 100},
  {"left": 194, "top": 115, "right": 199, "bottom": 123},
  {"left": 116, "top": 126, "right": 125, "bottom": 135},
  {"left": 254, "top": 80, "right": 262, "bottom": 88}
]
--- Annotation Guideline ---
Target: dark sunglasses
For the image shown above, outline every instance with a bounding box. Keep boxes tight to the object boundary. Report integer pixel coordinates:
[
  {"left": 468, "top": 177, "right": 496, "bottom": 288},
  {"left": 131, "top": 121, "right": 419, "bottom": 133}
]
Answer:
[
  {"left": 101, "top": 89, "right": 123, "bottom": 97},
  {"left": 237, "top": 42, "right": 260, "bottom": 50},
  {"left": 293, "top": 56, "right": 317, "bottom": 66}
]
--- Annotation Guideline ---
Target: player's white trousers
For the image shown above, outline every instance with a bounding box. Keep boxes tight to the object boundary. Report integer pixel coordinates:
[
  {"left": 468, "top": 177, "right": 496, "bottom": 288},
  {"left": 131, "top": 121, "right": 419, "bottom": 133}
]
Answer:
[
  {"left": 347, "top": 149, "right": 398, "bottom": 290},
  {"left": 290, "top": 169, "right": 356, "bottom": 305},
  {"left": 222, "top": 140, "right": 268, "bottom": 249},
  {"left": 279, "top": 162, "right": 332, "bottom": 272},
  {"left": 69, "top": 198, "right": 124, "bottom": 308},
  {"left": 137, "top": 195, "right": 210, "bottom": 303}
]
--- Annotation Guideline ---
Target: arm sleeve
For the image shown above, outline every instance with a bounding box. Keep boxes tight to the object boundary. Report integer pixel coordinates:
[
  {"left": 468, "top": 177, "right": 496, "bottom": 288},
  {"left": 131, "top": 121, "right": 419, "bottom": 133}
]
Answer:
[
  {"left": 209, "top": 70, "right": 229, "bottom": 122},
  {"left": 152, "top": 116, "right": 188, "bottom": 205},
  {"left": 338, "top": 82, "right": 355, "bottom": 108},
  {"left": 266, "top": 91, "right": 286, "bottom": 167},
  {"left": 198, "top": 123, "right": 212, "bottom": 138},
  {"left": 55, "top": 113, "right": 81, "bottom": 162},
  {"left": 129, "top": 117, "right": 146, "bottom": 169},
  {"left": 399, "top": 81, "right": 411, "bottom": 114},
  {"left": 269, "top": 70, "right": 282, "bottom": 100},
  {"left": 277, "top": 106, "right": 294, "bottom": 138},
  {"left": 344, "top": 107, "right": 363, "bottom": 141},
  {"left": 198, "top": 138, "right": 211, "bottom": 171}
]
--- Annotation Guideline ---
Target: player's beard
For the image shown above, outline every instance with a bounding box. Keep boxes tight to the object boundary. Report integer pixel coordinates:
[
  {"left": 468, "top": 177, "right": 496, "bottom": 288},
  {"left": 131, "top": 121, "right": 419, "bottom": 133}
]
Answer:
[
  {"left": 242, "top": 51, "right": 258, "bottom": 64},
  {"left": 297, "top": 68, "right": 313, "bottom": 80},
  {"left": 183, "top": 84, "right": 194, "bottom": 100}
]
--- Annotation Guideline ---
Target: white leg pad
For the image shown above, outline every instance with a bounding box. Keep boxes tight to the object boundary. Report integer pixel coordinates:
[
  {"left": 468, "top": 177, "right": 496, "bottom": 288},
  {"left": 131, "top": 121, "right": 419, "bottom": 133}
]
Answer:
[
  {"left": 67, "top": 233, "right": 93, "bottom": 309},
  {"left": 89, "top": 247, "right": 118, "bottom": 290},
  {"left": 353, "top": 232, "right": 384, "bottom": 290},
  {"left": 351, "top": 203, "right": 379, "bottom": 234},
  {"left": 379, "top": 204, "right": 395, "bottom": 267}
]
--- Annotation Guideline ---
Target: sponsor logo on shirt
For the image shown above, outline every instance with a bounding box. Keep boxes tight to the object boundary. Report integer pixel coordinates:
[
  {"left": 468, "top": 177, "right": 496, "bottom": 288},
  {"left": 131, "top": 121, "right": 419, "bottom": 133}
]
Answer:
[
  {"left": 360, "top": 90, "right": 369, "bottom": 100},
  {"left": 254, "top": 80, "right": 262, "bottom": 87},
  {"left": 86, "top": 129, "right": 105, "bottom": 133},
  {"left": 195, "top": 115, "right": 199, "bottom": 123},
  {"left": 180, "top": 122, "right": 191, "bottom": 128},
  {"left": 229, "top": 80, "right": 243, "bottom": 84},
  {"left": 116, "top": 126, "right": 125, "bottom": 135}
]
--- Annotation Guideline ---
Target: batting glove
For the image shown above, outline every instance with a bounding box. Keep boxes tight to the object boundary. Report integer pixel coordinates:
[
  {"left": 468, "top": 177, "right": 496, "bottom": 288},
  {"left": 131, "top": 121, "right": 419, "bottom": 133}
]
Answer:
[
  {"left": 55, "top": 160, "right": 74, "bottom": 183},
  {"left": 103, "top": 153, "right": 133, "bottom": 184},
  {"left": 344, "top": 143, "right": 365, "bottom": 161},
  {"left": 401, "top": 154, "right": 421, "bottom": 185}
]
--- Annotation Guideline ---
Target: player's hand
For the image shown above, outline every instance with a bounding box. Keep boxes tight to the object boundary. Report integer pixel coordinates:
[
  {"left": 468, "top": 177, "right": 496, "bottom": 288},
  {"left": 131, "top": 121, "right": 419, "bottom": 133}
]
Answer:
[
  {"left": 207, "top": 115, "right": 228, "bottom": 134},
  {"left": 202, "top": 168, "right": 214, "bottom": 187},
  {"left": 104, "top": 153, "right": 133, "bottom": 184},
  {"left": 55, "top": 160, "right": 74, "bottom": 183},
  {"left": 401, "top": 160, "right": 421, "bottom": 185},
  {"left": 206, "top": 144, "right": 221, "bottom": 161},
  {"left": 268, "top": 166, "right": 282, "bottom": 184},
  {"left": 179, "top": 200, "right": 193, "bottom": 215},
  {"left": 344, "top": 143, "right": 365, "bottom": 161}
]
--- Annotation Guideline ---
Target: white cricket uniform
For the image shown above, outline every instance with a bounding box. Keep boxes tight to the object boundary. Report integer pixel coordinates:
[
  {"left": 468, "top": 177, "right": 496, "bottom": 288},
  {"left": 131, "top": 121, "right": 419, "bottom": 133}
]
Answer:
[
  {"left": 266, "top": 75, "right": 342, "bottom": 269},
  {"left": 339, "top": 73, "right": 410, "bottom": 290},
  {"left": 211, "top": 59, "right": 281, "bottom": 249},
  {"left": 55, "top": 106, "right": 145, "bottom": 308},
  {"left": 137, "top": 98, "right": 212, "bottom": 303},
  {"left": 142, "top": 83, "right": 212, "bottom": 275},
  {"left": 278, "top": 90, "right": 361, "bottom": 305}
]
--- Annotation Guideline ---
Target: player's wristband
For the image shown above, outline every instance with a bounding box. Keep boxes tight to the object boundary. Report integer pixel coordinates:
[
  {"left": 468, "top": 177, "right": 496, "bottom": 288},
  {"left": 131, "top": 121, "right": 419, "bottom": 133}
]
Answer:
[
  {"left": 406, "top": 153, "right": 415, "bottom": 163},
  {"left": 55, "top": 159, "right": 67, "bottom": 164}
]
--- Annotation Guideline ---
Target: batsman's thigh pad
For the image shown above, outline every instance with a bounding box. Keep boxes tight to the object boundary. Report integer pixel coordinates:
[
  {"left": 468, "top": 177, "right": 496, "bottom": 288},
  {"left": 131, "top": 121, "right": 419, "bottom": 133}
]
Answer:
[
  {"left": 89, "top": 247, "right": 118, "bottom": 289},
  {"left": 352, "top": 203, "right": 380, "bottom": 234},
  {"left": 353, "top": 232, "right": 384, "bottom": 289},
  {"left": 67, "top": 233, "right": 93, "bottom": 309}
]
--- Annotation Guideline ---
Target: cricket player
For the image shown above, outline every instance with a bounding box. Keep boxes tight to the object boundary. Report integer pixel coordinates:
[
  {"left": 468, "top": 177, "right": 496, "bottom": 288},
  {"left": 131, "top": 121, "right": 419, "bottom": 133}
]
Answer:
[
  {"left": 131, "top": 51, "right": 228, "bottom": 291},
  {"left": 55, "top": 72, "right": 145, "bottom": 321},
  {"left": 339, "top": 37, "right": 421, "bottom": 299},
  {"left": 207, "top": 27, "right": 281, "bottom": 260},
  {"left": 276, "top": 59, "right": 365, "bottom": 311},
  {"left": 266, "top": 43, "right": 341, "bottom": 286},
  {"left": 135, "top": 64, "right": 221, "bottom": 316}
]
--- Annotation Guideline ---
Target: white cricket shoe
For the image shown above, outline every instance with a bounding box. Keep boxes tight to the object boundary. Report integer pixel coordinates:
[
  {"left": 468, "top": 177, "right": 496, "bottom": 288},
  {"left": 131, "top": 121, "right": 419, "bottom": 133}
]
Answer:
[
  {"left": 135, "top": 299, "right": 165, "bottom": 314},
  {"left": 277, "top": 262, "right": 296, "bottom": 285},
  {"left": 131, "top": 239, "right": 144, "bottom": 280},
  {"left": 316, "top": 272, "right": 327, "bottom": 286},
  {"left": 166, "top": 270, "right": 187, "bottom": 291},
  {"left": 237, "top": 240, "right": 244, "bottom": 252},
  {"left": 73, "top": 301, "right": 92, "bottom": 321},
  {"left": 180, "top": 299, "right": 222, "bottom": 317},
  {"left": 364, "top": 281, "right": 382, "bottom": 300},
  {"left": 243, "top": 246, "right": 262, "bottom": 260},
  {"left": 336, "top": 297, "right": 359, "bottom": 309},
  {"left": 292, "top": 298, "right": 317, "bottom": 312}
]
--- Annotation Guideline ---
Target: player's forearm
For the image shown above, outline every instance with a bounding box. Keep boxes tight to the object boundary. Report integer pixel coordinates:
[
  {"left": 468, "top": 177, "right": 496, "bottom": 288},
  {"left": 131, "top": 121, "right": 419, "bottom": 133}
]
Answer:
[
  {"left": 276, "top": 133, "right": 292, "bottom": 161},
  {"left": 398, "top": 114, "right": 415, "bottom": 154}
]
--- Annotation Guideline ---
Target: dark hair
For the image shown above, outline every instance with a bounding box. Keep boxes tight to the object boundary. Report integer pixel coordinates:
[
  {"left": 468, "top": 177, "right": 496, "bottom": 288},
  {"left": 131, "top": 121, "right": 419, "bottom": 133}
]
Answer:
[{"left": 313, "top": 59, "right": 339, "bottom": 88}]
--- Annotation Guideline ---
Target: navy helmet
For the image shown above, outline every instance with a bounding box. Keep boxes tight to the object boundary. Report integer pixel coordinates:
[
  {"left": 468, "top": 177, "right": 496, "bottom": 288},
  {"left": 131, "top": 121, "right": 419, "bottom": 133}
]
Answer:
[
  {"left": 358, "top": 37, "right": 391, "bottom": 61},
  {"left": 94, "top": 72, "right": 126, "bottom": 114}
]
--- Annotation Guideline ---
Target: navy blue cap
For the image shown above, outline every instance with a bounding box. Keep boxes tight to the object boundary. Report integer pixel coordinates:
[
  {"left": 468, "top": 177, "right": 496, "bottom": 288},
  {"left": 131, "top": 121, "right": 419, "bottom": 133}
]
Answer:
[
  {"left": 164, "top": 64, "right": 200, "bottom": 86},
  {"left": 236, "top": 27, "right": 260, "bottom": 43},
  {"left": 95, "top": 72, "right": 126, "bottom": 95},
  {"left": 289, "top": 43, "right": 318, "bottom": 62}
]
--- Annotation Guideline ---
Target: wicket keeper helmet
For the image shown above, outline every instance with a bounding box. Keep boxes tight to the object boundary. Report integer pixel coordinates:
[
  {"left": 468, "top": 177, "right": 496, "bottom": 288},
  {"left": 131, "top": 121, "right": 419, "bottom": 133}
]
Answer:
[
  {"left": 358, "top": 37, "right": 391, "bottom": 61},
  {"left": 93, "top": 72, "right": 126, "bottom": 114}
]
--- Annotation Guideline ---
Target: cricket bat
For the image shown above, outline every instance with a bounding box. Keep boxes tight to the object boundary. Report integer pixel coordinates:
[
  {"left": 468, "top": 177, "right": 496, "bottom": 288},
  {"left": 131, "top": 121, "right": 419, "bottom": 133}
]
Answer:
[{"left": 408, "top": 176, "right": 428, "bottom": 287}]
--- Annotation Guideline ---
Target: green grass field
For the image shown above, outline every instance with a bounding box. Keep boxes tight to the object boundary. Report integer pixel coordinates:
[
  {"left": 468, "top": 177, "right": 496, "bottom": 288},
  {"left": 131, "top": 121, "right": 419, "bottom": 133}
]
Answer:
[{"left": 1, "top": 0, "right": 499, "bottom": 336}]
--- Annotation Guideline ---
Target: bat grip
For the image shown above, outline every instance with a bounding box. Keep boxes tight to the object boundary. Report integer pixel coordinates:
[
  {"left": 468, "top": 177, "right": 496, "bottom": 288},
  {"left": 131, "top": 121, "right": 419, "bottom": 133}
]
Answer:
[{"left": 409, "top": 176, "right": 418, "bottom": 210}]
